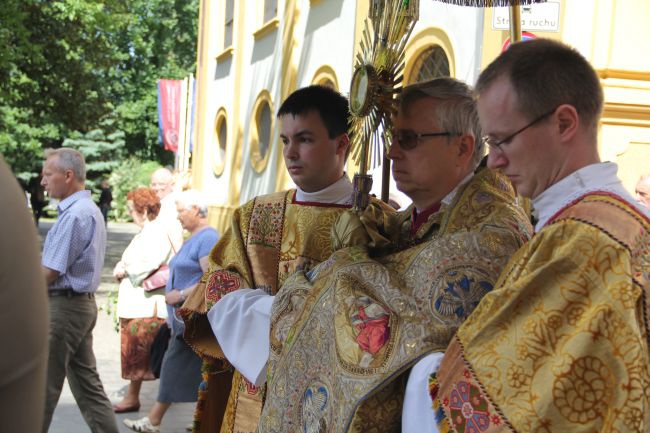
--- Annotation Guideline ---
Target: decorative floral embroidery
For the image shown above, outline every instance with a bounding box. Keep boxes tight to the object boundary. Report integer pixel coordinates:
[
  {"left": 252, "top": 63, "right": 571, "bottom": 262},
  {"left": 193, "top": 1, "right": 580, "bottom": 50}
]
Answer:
[
  {"left": 430, "top": 372, "right": 451, "bottom": 433},
  {"left": 446, "top": 373, "right": 492, "bottom": 432},
  {"left": 249, "top": 201, "right": 284, "bottom": 247},
  {"left": 206, "top": 270, "right": 241, "bottom": 303}
]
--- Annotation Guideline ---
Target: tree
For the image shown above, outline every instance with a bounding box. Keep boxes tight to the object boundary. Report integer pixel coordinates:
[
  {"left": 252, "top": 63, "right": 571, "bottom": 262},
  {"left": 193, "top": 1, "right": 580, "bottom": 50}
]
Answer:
[
  {"left": 108, "top": 158, "right": 162, "bottom": 221},
  {"left": 0, "top": 0, "right": 198, "bottom": 181},
  {"left": 62, "top": 116, "right": 126, "bottom": 192}
]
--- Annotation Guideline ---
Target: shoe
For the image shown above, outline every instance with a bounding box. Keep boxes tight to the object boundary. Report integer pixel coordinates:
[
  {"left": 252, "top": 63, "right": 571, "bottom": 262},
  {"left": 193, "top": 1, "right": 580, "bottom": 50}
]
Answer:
[
  {"left": 186, "top": 421, "right": 194, "bottom": 432},
  {"left": 123, "top": 416, "right": 160, "bottom": 433},
  {"left": 113, "top": 402, "right": 141, "bottom": 413}
]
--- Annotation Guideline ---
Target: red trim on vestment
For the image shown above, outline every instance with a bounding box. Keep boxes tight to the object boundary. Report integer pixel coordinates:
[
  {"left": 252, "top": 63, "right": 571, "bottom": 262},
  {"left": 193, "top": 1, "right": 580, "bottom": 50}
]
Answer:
[
  {"left": 544, "top": 190, "right": 650, "bottom": 228},
  {"left": 411, "top": 202, "right": 441, "bottom": 235}
]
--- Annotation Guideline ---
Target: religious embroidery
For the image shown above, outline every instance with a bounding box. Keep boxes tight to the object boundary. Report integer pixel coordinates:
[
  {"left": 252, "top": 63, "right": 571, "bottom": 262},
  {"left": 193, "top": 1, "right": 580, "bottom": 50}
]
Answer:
[
  {"left": 300, "top": 382, "right": 330, "bottom": 433},
  {"left": 351, "top": 296, "right": 390, "bottom": 356},
  {"left": 205, "top": 270, "right": 241, "bottom": 304},
  {"left": 431, "top": 269, "right": 494, "bottom": 324},
  {"left": 447, "top": 194, "right": 650, "bottom": 432},
  {"left": 249, "top": 201, "right": 284, "bottom": 247},
  {"left": 260, "top": 171, "right": 533, "bottom": 433}
]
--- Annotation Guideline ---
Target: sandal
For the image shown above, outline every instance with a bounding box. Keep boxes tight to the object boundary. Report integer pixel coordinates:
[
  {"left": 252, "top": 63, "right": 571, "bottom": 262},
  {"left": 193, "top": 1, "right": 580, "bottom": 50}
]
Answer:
[
  {"left": 123, "top": 416, "right": 160, "bottom": 433},
  {"left": 113, "top": 402, "right": 140, "bottom": 413}
]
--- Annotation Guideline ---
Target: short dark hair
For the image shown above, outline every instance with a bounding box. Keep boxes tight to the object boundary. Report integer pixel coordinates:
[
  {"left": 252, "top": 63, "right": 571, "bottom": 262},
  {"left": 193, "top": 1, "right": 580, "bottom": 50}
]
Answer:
[
  {"left": 476, "top": 39, "right": 603, "bottom": 135},
  {"left": 127, "top": 187, "right": 161, "bottom": 220},
  {"left": 277, "top": 85, "right": 350, "bottom": 139}
]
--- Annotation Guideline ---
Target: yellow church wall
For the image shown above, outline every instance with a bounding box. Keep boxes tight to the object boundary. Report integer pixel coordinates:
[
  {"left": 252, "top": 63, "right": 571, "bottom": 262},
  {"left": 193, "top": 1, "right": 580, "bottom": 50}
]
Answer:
[
  {"left": 194, "top": 1, "right": 650, "bottom": 233},
  {"left": 480, "top": 0, "right": 650, "bottom": 196}
]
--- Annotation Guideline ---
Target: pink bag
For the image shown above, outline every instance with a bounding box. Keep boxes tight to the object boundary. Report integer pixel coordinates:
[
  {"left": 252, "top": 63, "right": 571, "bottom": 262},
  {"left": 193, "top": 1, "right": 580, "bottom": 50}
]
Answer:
[{"left": 142, "top": 264, "right": 170, "bottom": 291}]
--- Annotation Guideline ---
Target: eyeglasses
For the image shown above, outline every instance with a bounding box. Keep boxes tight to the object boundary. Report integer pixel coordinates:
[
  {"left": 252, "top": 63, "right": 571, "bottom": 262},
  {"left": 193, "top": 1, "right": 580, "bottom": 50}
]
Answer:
[
  {"left": 391, "top": 130, "right": 461, "bottom": 151},
  {"left": 481, "top": 107, "right": 558, "bottom": 150}
]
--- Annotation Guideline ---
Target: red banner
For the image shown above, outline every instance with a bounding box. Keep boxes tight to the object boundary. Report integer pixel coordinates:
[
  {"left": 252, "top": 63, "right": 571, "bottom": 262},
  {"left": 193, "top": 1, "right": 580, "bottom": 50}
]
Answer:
[{"left": 158, "top": 79, "right": 183, "bottom": 152}]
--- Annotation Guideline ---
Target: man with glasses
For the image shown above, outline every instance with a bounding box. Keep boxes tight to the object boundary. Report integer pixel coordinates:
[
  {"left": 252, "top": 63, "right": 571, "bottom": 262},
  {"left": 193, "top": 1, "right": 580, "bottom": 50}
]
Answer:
[
  {"left": 257, "top": 77, "right": 532, "bottom": 433},
  {"left": 431, "top": 39, "right": 650, "bottom": 433}
]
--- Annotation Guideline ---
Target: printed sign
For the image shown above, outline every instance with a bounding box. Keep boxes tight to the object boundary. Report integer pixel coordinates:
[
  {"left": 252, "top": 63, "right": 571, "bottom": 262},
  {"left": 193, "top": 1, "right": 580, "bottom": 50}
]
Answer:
[{"left": 492, "top": 1, "right": 560, "bottom": 33}]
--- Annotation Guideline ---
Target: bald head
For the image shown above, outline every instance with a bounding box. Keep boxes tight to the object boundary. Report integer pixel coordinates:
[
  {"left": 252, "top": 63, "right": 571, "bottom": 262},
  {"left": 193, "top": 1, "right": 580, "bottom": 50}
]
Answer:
[
  {"left": 150, "top": 168, "right": 174, "bottom": 200},
  {"left": 635, "top": 174, "right": 650, "bottom": 209}
]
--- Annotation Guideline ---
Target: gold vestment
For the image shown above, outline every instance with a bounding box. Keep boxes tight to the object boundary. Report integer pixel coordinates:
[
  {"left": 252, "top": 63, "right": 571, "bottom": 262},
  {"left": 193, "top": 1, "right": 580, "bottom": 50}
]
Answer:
[
  {"left": 433, "top": 192, "right": 650, "bottom": 433},
  {"left": 259, "top": 169, "right": 532, "bottom": 433},
  {"left": 180, "top": 190, "right": 352, "bottom": 433}
]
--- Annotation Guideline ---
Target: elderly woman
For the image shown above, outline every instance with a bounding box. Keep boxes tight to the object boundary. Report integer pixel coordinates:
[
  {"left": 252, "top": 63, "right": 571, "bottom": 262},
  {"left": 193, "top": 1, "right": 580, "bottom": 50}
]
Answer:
[
  {"left": 112, "top": 187, "right": 174, "bottom": 413},
  {"left": 124, "top": 190, "right": 219, "bottom": 433}
]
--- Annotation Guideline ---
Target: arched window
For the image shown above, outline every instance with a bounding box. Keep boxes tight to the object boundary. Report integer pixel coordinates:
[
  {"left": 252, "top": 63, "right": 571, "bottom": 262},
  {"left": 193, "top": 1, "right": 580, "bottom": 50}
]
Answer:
[
  {"left": 312, "top": 65, "right": 339, "bottom": 91},
  {"left": 212, "top": 109, "right": 227, "bottom": 176},
  {"left": 257, "top": 103, "right": 272, "bottom": 161},
  {"left": 250, "top": 91, "right": 274, "bottom": 173},
  {"left": 409, "top": 45, "right": 450, "bottom": 83}
]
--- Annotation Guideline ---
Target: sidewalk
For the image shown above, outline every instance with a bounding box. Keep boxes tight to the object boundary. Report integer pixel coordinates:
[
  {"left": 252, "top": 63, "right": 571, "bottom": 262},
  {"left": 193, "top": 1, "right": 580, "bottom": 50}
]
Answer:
[{"left": 41, "top": 221, "right": 196, "bottom": 433}]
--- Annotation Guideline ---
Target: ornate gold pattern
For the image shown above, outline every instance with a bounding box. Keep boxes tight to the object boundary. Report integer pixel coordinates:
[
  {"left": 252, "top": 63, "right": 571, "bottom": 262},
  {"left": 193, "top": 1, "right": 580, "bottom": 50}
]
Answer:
[
  {"left": 260, "top": 170, "right": 532, "bottom": 432},
  {"left": 349, "top": 0, "right": 418, "bottom": 172},
  {"left": 436, "top": 193, "right": 650, "bottom": 432},
  {"left": 179, "top": 190, "right": 351, "bottom": 433}
]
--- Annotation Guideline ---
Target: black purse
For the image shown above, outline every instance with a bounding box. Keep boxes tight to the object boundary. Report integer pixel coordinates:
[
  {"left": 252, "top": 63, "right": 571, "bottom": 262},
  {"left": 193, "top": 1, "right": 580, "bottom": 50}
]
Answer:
[{"left": 149, "top": 322, "right": 171, "bottom": 378}]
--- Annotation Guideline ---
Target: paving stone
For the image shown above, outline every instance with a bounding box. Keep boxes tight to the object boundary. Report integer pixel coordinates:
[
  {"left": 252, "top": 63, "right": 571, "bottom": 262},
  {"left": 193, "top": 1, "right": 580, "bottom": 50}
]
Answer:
[{"left": 41, "top": 221, "right": 196, "bottom": 433}]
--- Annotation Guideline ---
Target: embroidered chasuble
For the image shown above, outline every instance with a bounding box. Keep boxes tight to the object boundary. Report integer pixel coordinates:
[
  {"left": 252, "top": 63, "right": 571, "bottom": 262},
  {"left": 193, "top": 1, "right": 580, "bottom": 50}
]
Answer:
[
  {"left": 432, "top": 192, "right": 650, "bottom": 433},
  {"left": 258, "top": 169, "right": 532, "bottom": 433},
  {"left": 180, "top": 189, "right": 352, "bottom": 433}
]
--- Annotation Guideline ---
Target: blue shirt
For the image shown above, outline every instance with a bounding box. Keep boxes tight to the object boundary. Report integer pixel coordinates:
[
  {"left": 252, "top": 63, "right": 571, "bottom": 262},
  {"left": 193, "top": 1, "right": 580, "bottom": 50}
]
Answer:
[
  {"left": 166, "top": 227, "right": 219, "bottom": 331},
  {"left": 42, "top": 190, "right": 106, "bottom": 293}
]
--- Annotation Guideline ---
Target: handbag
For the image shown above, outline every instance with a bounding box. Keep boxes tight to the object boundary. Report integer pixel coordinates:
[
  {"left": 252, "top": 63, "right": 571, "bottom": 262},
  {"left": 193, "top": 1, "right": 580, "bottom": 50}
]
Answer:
[
  {"left": 142, "top": 264, "right": 170, "bottom": 291},
  {"left": 149, "top": 322, "right": 170, "bottom": 378},
  {"left": 142, "top": 233, "right": 176, "bottom": 292}
]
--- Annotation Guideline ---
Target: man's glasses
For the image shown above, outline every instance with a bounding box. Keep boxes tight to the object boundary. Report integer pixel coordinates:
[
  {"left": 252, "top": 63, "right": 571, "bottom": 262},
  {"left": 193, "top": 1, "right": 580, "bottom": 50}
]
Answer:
[
  {"left": 482, "top": 107, "right": 558, "bottom": 150},
  {"left": 391, "top": 130, "right": 461, "bottom": 151}
]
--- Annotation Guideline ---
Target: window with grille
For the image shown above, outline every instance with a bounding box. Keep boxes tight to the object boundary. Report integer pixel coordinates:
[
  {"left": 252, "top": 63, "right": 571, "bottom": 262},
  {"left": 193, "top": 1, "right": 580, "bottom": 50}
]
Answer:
[{"left": 409, "top": 45, "right": 450, "bottom": 83}]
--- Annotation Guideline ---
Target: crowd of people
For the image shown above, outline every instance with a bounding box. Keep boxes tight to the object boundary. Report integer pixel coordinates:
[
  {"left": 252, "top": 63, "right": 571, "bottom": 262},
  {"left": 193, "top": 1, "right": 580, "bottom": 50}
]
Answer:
[{"left": 3, "top": 38, "right": 649, "bottom": 433}]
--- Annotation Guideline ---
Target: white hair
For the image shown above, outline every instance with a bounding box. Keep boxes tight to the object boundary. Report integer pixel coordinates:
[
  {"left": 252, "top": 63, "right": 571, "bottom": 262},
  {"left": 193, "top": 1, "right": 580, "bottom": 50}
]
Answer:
[
  {"left": 44, "top": 148, "right": 86, "bottom": 181},
  {"left": 176, "top": 189, "right": 209, "bottom": 217}
]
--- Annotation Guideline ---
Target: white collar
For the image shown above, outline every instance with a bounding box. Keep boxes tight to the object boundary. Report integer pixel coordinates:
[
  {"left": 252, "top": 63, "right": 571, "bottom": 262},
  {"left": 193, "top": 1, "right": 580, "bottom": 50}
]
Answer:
[
  {"left": 532, "top": 162, "right": 649, "bottom": 231},
  {"left": 415, "top": 172, "right": 474, "bottom": 213},
  {"left": 295, "top": 174, "right": 353, "bottom": 205},
  {"left": 442, "top": 172, "right": 474, "bottom": 207}
]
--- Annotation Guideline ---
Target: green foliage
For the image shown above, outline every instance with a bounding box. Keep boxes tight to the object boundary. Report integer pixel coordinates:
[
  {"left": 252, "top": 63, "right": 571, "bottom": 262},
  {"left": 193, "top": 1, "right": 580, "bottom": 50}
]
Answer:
[
  {"left": 63, "top": 117, "right": 127, "bottom": 194},
  {"left": 0, "top": 0, "right": 198, "bottom": 180},
  {"left": 0, "top": 105, "right": 58, "bottom": 182},
  {"left": 99, "top": 288, "right": 120, "bottom": 333},
  {"left": 109, "top": 158, "right": 161, "bottom": 221}
]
